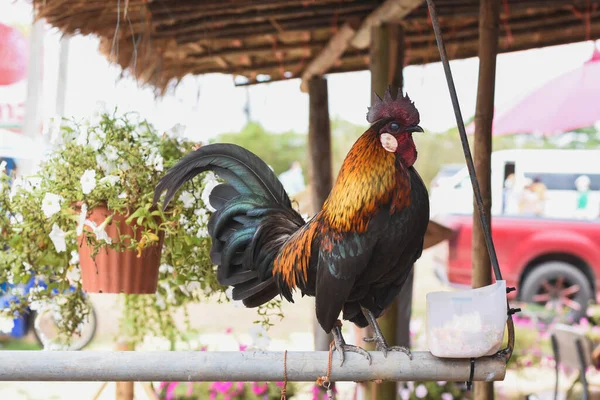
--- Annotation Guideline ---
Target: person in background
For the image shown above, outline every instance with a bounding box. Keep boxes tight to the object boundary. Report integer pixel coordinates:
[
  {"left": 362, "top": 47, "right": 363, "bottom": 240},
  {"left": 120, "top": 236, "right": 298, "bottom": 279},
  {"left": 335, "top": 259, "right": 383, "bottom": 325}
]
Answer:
[
  {"left": 574, "top": 175, "right": 592, "bottom": 219},
  {"left": 530, "top": 176, "right": 547, "bottom": 217},
  {"left": 503, "top": 173, "right": 521, "bottom": 215},
  {"left": 278, "top": 161, "right": 306, "bottom": 197}
]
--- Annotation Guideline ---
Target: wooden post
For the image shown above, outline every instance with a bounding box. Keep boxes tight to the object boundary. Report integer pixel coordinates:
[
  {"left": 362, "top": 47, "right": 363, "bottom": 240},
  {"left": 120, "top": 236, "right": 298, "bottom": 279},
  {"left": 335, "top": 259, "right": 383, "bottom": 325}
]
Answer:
[
  {"left": 361, "top": 22, "right": 406, "bottom": 400},
  {"left": 116, "top": 341, "right": 135, "bottom": 400},
  {"left": 308, "top": 76, "right": 334, "bottom": 397},
  {"left": 473, "top": 0, "right": 500, "bottom": 399}
]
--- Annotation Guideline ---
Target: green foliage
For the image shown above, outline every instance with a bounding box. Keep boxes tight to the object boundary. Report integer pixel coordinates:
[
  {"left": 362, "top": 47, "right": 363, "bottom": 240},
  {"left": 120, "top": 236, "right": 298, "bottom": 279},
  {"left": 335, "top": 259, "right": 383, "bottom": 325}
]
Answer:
[
  {"left": 0, "top": 111, "right": 281, "bottom": 348},
  {"left": 213, "top": 122, "right": 308, "bottom": 178}
]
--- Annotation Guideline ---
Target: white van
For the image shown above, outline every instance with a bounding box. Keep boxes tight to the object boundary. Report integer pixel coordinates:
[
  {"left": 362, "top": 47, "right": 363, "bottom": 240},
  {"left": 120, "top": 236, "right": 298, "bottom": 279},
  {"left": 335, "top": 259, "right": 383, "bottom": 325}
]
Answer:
[{"left": 429, "top": 149, "right": 600, "bottom": 219}]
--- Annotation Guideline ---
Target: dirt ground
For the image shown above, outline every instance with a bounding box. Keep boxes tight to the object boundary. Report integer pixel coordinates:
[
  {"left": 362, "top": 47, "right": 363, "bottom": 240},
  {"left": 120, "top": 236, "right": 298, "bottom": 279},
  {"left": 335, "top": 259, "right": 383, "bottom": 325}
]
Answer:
[{"left": 0, "top": 245, "right": 575, "bottom": 399}]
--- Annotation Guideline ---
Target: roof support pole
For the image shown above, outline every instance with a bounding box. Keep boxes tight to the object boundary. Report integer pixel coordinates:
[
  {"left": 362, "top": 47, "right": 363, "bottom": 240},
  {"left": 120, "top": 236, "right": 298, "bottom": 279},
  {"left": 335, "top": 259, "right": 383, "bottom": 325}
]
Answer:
[
  {"left": 472, "top": 0, "right": 501, "bottom": 399},
  {"left": 307, "top": 76, "right": 335, "bottom": 396}
]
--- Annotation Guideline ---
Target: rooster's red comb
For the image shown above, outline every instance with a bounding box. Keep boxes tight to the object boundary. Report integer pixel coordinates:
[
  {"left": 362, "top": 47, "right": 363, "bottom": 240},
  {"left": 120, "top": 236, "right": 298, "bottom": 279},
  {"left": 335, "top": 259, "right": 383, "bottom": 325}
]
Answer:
[{"left": 366, "top": 86, "right": 419, "bottom": 125}]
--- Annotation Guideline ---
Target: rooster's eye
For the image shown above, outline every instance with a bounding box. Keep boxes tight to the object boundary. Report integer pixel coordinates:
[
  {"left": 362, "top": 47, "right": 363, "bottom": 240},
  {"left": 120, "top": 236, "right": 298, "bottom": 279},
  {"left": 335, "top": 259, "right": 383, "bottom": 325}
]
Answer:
[{"left": 389, "top": 122, "right": 400, "bottom": 132}]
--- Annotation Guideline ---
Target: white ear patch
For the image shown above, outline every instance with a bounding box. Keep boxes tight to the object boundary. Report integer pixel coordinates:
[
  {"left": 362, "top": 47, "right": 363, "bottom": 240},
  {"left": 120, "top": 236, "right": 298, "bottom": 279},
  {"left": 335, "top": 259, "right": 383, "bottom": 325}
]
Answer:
[{"left": 380, "top": 133, "right": 398, "bottom": 152}]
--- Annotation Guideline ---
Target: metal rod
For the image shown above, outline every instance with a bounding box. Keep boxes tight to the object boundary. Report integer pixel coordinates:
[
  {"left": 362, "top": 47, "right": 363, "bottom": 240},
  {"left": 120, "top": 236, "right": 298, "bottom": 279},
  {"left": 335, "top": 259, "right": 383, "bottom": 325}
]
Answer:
[
  {"left": 424, "top": 0, "right": 503, "bottom": 283},
  {"left": 0, "top": 351, "right": 506, "bottom": 382}
]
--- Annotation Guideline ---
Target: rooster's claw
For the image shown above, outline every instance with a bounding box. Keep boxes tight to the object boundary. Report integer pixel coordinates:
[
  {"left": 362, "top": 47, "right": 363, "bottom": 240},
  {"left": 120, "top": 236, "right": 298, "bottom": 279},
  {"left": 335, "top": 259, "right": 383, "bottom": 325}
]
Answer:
[{"left": 333, "top": 343, "right": 372, "bottom": 367}]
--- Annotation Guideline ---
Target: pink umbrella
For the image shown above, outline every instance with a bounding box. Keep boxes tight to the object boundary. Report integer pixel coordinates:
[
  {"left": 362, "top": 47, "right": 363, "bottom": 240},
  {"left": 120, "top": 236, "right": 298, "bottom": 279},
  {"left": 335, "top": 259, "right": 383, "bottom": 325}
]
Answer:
[{"left": 467, "top": 48, "right": 600, "bottom": 136}]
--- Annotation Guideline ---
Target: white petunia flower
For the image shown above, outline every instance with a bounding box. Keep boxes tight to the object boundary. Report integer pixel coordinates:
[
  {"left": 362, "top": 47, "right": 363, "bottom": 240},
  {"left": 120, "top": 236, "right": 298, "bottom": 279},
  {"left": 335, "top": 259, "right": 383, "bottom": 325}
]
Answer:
[
  {"left": 49, "top": 224, "right": 67, "bottom": 253},
  {"left": 179, "top": 191, "right": 195, "bottom": 208},
  {"left": 145, "top": 151, "right": 164, "bottom": 172},
  {"left": 76, "top": 130, "right": 88, "bottom": 147},
  {"left": 76, "top": 203, "right": 88, "bottom": 236},
  {"left": 0, "top": 316, "right": 14, "bottom": 334},
  {"left": 99, "top": 175, "right": 120, "bottom": 186},
  {"left": 225, "top": 287, "right": 244, "bottom": 308},
  {"left": 96, "top": 154, "right": 115, "bottom": 173},
  {"left": 0, "top": 160, "right": 6, "bottom": 173},
  {"left": 118, "top": 191, "right": 127, "bottom": 199},
  {"left": 179, "top": 215, "right": 189, "bottom": 226},
  {"left": 249, "top": 324, "right": 271, "bottom": 350},
  {"left": 119, "top": 160, "right": 130, "bottom": 172},
  {"left": 88, "top": 131, "right": 103, "bottom": 151},
  {"left": 27, "top": 177, "right": 42, "bottom": 190},
  {"left": 66, "top": 266, "right": 81, "bottom": 282},
  {"left": 159, "top": 264, "right": 174, "bottom": 274},
  {"left": 69, "top": 250, "right": 80, "bottom": 265},
  {"left": 41, "top": 193, "right": 62, "bottom": 218},
  {"left": 196, "top": 227, "right": 209, "bottom": 238},
  {"left": 83, "top": 217, "right": 112, "bottom": 244},
  {"left": 9, "top": 213, "right": 23, "bottom": 225},
  {"left": 80, "top": 169, "right": 97, "bottom": 195},
  {"left": 104, "top": 145, "right": 119, "bottom": 161}
]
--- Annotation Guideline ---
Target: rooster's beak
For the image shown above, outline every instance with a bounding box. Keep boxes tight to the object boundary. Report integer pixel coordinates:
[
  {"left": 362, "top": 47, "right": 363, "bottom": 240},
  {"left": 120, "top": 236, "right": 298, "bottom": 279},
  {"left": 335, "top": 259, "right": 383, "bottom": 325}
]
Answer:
[{"left": 406, "top": 125, "right": 424, "bottom": 133}]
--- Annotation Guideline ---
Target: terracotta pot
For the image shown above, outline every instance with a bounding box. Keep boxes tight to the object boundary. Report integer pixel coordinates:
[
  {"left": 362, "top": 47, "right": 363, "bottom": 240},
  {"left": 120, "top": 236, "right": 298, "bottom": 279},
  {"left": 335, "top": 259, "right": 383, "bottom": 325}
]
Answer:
[{"left": 78, "top": 205, "right": 164, "bottom": 294}]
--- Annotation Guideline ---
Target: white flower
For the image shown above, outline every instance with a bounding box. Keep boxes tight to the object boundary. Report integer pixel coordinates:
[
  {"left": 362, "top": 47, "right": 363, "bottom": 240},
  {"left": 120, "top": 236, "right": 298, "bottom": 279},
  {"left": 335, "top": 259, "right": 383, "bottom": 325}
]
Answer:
[
  {"left": 201, "top": 172, "right": 219, "bottom": 212},
  {"left": 249, "top": 324, "right": 271, "bottom": 350},
  {"left": 179, "top": 191, "right": 195, "bottom": 208},
  {"left": 49, "top": 224, "right": 67, "bottom": 253},
  {"left": 28, "top": 177, "right": 42, "bottom": 190},
  {"left": 66, "top": 266, "right": 81, "bottom": 282},
  {"left": 76, "top": 203, "right": 88, "bottom": 236},
  {"left": 83, "top": 217, "right": 112, "bottom": 244},
  {"left": 167, "top": 123, "right": 185, "bottom": 138},
  {"left": 179, "top": 215, "right": 189, "bottom": 226},
  {"left": 196, "top": 227, "right": 209, "bottom": 238},
  {"left": 225, "top": 287, "right": 244, "bottom": 308},
  {"left": 23, "top": 262, "right": 32, "bottom": 272},
  {"left": 69, "top": 250, "right": 80, "bottom": 265},
  {"left": 159, "top": 264, "right": 174, "bottom": 274},
  {"left": 80, "top": 169, "right": 97, "bottom": 195},
  {"left": 119, "top": 160, "right": 130, "bottom": 172},
  {"left": 0, "top": 160, "right": 6, "bottom": 173},
  {"left": 118, "top": 191, "right": 127, "bottom": 199},
  {"left": 155, "top": 294, "right": 166, "bottom": 310},
  {"left": 145, "top": 150, "right": 164, "bottom": 172},
  {"left": 76, "top": 130, "right": 88, "bottom": 147},
  {"left": 88, "top": 131, "right": 103, "bottom": 151},
  {"left": 41, "top": 193, "right": 62, "bottom": 218},
  {"left": 0, "top": 316, "right": 14, "bottom": 334},
  {"left": 99, "top": 175, "right": 120, "bottom": 186},
  {"left": 95, "top": 154, "right": 115, "bottom": 173},
  {"left": 105, "top": 145, "right": 119, "bottom": 161}
]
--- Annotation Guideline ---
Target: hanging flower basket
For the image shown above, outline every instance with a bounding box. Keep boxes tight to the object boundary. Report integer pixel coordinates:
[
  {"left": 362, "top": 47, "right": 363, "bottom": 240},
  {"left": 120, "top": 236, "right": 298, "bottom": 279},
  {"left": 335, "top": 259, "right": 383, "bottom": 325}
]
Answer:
[{"left": 78, "top": 204, "right": 164, "bottom": 294}]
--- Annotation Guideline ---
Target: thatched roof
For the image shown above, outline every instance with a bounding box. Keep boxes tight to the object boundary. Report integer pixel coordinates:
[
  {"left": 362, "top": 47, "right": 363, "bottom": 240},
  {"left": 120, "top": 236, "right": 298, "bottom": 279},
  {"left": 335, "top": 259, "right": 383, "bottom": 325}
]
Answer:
[{"left": 33, "top": 0, "right": 600, "bottom": 93}]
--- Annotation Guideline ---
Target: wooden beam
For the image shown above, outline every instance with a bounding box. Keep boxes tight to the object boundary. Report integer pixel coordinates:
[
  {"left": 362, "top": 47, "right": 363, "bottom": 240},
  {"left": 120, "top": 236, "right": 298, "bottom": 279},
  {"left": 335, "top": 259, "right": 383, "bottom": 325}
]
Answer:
[
  {"left": 472, "top": 0, "right": 501, "bottom": 399},
  {"left": 299, "top": 0, "right": 423, "bottom": 92},
  {"left": 189, "top": 41, "right": 328, "bottom": 62},
  {"left": 307, "top": 76, "right": 334, "bottom": 395},
  {"left": 299, "top": 21, "right": 359, "bottom": 92},
  {"left": 351, "top": 0, "right": 423, "bottom": 49}
]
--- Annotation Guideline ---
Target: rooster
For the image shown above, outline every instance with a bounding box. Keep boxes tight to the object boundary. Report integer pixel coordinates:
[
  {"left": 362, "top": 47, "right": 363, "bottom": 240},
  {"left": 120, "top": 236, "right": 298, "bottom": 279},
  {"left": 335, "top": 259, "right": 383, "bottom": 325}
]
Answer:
[{"left": 154, "top": 87, "right": 429, "bottom": 365}]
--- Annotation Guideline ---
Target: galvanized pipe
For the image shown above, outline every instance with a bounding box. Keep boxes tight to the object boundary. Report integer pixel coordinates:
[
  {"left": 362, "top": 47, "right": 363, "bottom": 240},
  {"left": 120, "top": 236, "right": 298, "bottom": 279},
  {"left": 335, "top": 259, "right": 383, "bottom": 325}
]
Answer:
[{"left": 0, "top": 351, "right": 506, "bottom": 382}]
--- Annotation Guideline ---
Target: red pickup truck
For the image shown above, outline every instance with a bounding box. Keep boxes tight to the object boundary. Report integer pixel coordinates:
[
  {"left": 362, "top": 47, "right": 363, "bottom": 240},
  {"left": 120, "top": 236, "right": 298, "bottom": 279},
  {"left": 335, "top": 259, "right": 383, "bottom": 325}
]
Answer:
[{"left": 434, "top": 214, "right": 600, "bottom": 321}]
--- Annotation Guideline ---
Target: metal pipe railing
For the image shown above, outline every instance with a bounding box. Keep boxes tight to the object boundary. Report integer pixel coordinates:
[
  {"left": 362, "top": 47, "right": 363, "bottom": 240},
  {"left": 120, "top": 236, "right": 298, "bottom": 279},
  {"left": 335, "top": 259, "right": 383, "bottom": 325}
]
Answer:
[{"left": 0, "top": 351, "right": 506, "bottom": 382}]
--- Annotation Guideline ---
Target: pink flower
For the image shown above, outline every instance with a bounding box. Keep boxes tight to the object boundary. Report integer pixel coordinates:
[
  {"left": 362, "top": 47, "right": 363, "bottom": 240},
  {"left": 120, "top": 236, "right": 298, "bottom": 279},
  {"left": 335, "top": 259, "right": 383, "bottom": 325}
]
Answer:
[
  {"left": 239, "top": 344, "right": 248, "bottom": 351},
  {"left": 186, "top": 382, "right": 194, "bottom": 396},
  {"left": 200, "top": 345, "right": 208, "bottom": 351},
  {"left": 252, "top": 382, "right": 268, "bottom": 395},
  {"left": 415, "top": 384, "right": 428, "bottom": 398},
  {"left": 580, "top": 318, "right": 590, "bottom": 328},
  {"left": 211, "top": 381, "right": 233, "bottom": 393},
  {"left": 226, "top": 327, "right": 233, "bottom": 334},
  {"left": 441, "top": 393, "right": 454, "bottom": 400},
  {"left": 165, "top": 382, "right": 179, "bottom": 400}
]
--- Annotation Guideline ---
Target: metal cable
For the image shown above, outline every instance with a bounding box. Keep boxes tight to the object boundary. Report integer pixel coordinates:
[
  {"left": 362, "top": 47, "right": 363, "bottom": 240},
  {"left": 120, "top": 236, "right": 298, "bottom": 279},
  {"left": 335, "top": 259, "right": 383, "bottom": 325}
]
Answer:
[{"left": 425, "top": 0, "right": 503, "bottom": 282}]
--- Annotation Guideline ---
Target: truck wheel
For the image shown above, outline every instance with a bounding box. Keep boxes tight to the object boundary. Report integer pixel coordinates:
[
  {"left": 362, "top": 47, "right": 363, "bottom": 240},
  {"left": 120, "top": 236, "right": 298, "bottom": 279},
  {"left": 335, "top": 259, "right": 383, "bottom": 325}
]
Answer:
[{"left": 520, "top": 261, "right": 593, "bottom": 323}]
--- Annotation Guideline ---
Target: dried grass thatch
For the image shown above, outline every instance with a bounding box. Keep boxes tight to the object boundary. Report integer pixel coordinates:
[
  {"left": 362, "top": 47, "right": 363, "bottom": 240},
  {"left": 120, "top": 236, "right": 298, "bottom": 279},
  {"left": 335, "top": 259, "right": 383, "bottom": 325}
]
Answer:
[{"left": 32, "top": 0, "right": 600, "bottom": 94}]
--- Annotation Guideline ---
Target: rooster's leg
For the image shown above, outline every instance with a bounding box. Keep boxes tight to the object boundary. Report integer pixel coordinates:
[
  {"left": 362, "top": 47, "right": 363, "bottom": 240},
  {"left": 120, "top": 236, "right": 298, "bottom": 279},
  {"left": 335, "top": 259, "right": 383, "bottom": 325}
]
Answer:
[
  {"left": 331, "top": 320, "right": 372, "bottom": 366},
  {"left": 361, "top": 307, "right": 412, "bottom": 360}
]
